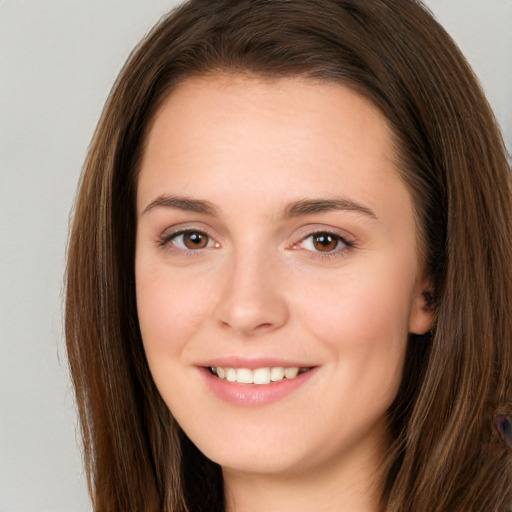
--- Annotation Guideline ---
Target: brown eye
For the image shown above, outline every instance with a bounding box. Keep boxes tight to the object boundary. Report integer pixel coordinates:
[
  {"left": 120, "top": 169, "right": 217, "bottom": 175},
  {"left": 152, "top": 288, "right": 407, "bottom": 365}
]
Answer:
[
  {"left": 165, "top": 230, "right": 213, "bottom": 251},
  {"left": 312, "top": 233, "right": 339, "bottom": 252},
  {"left": 182, "top": 231, "right": 209, "bottom": 249},
  {"left": 297, "top": 231, "right": 351, "bottom": 256}
]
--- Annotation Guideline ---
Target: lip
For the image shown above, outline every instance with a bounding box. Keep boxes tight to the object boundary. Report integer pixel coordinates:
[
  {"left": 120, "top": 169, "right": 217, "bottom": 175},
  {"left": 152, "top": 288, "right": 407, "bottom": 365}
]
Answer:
[
  {"left": 199, "top": 363, "right": 318, "bottom": 406},
  {"left": 199, "top": 356, "right": 313, "bottom": 369}
]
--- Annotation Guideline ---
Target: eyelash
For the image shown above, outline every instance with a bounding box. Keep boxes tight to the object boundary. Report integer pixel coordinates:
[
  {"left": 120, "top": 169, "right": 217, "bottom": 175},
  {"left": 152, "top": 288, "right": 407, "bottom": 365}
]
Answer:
[
  {"left": 296, "top": 231, "right": 353, "bottom": 260},
  {"left": 158, "top": 228, "right": 354, "bottom": 259},
  {"left": 158, "top": 229, "right": 217, "bottom": 255}
]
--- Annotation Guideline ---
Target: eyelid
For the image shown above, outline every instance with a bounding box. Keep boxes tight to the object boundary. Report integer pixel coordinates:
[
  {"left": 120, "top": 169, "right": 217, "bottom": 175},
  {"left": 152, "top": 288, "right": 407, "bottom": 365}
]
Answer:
[
  {"left": 156, "top": 223, "right": 355, "bottom": 258},
  {"left": 158, "top": 225, "right": 220, "bottom": 253},
  {"left": 291, "top": 227, "right": 355, "bottom": 259},
  {"left": 291, "top": 224, "right": 356, "bottom": 245}
]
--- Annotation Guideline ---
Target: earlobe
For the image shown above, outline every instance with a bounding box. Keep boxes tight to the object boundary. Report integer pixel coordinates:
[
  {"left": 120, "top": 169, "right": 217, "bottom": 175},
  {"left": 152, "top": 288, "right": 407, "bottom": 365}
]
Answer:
[{"left": 409, "top": 279, "right": 435, "bottom": 335}]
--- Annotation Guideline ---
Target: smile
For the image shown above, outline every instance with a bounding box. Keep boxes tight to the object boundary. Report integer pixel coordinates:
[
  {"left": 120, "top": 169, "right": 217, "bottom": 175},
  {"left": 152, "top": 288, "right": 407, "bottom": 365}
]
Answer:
[{"left": 209, "top": 366, "right": 312, "bottom": 385}]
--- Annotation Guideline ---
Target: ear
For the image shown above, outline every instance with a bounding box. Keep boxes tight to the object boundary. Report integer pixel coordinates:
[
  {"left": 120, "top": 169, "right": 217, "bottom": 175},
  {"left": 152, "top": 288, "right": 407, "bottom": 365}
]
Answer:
[{"left": 408, "top": 277, "right": 435, "bottom": 335}]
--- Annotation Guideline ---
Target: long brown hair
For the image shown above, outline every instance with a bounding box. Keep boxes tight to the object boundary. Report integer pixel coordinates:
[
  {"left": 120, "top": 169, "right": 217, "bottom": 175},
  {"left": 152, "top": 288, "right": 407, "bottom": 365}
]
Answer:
[{"left": 66, "top": 1, "right": 512, "bottom": 510}]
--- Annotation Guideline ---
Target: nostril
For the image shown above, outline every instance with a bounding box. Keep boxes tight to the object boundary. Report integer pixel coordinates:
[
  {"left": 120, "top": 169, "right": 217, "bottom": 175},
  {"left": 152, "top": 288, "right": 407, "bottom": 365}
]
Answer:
[
  {"left": 218, "top": 319, "right": 277, "bottom": 335},
  {"left": 255, "top": 322, "right": 273, "bottom": 330}
]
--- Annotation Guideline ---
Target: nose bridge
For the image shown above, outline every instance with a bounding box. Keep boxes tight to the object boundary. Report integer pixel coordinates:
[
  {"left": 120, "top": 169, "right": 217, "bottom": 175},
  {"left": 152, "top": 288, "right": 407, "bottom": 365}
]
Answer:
[{"left": 215, "top": 242, "right": 289, "bottom": 336}]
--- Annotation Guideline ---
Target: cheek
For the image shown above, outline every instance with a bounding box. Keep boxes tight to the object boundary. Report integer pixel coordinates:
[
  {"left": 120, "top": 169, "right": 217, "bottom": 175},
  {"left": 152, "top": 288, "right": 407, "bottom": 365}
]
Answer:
[
  {"left": 135, "top": 262, "right": 214, "bottom": 358},
  {"left": 302, "top": 263, "right": 414, "bottom": 327},
  {"left": 296, "top": 258, "right": 415, "bottom": 389}
]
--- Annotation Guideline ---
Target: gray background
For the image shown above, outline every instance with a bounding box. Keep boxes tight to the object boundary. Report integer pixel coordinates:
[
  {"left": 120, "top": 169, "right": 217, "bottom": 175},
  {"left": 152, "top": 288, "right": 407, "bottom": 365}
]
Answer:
[{"left": 1, "top": 1, "right": 510, "bottom": 511}]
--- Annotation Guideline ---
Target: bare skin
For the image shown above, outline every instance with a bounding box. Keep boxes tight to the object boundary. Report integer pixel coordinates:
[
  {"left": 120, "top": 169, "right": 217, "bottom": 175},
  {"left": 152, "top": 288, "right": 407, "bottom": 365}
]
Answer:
[{"left": 135, "top": 74, "right": 434, "bottom": 512}]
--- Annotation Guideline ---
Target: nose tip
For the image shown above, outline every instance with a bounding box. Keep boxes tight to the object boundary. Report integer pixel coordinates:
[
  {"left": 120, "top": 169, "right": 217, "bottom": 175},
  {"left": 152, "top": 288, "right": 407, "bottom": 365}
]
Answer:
[{"left": 214, "top": 260, "right": 289, "bottom": 337}]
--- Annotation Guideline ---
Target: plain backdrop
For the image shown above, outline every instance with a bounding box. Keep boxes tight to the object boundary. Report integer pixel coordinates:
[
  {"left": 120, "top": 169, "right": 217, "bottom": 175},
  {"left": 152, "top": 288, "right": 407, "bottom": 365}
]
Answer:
[{"left": 1, "top": 1, "right": 510, "bottom": 511}]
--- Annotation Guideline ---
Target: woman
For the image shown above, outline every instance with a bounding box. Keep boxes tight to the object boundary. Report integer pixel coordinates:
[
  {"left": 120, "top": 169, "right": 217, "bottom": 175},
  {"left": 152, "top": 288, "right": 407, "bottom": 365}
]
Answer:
[{"left": 65, "top": 0, "right": 512, "bottom": 510}]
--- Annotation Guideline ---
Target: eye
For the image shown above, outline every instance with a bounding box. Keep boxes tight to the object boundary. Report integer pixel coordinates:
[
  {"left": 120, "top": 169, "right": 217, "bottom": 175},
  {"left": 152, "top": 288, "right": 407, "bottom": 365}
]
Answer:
[
  {"left": 299, "top": 231, "right": 351, "bottom": 254},
  {"left": 160, "top": 229, "right": 217, "bottom": 252}
]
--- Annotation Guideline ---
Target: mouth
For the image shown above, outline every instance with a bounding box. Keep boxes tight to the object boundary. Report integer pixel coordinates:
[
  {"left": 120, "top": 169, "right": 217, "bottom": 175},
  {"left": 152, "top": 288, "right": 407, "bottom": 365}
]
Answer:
[{"left": 207, "top": 366, "right": 313, "bottom": 385}]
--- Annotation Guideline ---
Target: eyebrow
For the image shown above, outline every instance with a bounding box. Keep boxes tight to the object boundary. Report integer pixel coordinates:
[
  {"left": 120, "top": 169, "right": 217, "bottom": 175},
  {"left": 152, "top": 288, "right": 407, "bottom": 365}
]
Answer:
[
  {"left": 141, "top": 195, "right": 220, "bottom": 217},
  {"left": 284, "top": 198, "right": 377, "bottom": 220},
  {"left": 141, "top": 194, "right": 377, "bottom": 220}
]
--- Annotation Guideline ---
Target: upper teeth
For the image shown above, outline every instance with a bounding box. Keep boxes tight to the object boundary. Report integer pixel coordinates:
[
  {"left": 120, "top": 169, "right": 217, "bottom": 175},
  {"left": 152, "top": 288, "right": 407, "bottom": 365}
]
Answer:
[{"left": 212, "top": 366, "right": 307, "bottom": 385}]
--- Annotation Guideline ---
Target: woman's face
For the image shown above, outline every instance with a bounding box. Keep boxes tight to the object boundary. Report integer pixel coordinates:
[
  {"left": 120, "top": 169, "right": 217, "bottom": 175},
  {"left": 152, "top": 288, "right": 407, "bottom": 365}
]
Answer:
[{"left": 135, "top": 75, "right": 433, "bottom": 479}]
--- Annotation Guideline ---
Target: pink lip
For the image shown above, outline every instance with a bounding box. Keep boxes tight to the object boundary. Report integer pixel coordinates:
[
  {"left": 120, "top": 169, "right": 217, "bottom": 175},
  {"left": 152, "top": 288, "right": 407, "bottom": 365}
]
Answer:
[
  {"left": 199, "top": 356, "right": 312, "bottom": 369},
  {"left": 200, "top": 366, "right": 317, "bottom": 406}
]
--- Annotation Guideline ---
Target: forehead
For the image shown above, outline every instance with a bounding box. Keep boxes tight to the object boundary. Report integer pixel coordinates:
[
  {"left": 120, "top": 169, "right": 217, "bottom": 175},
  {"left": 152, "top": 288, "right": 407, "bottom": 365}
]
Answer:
[
  {"left": 137, "top": 74, "right": 411, "bottom": 228},
  {"left": 143, "top": 73, "right": 396, "bottom": 156}
]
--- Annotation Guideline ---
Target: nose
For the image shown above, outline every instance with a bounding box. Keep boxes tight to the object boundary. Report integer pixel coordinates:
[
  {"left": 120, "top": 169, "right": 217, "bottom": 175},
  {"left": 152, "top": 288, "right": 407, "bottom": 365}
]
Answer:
[{"left": 214, "top": 248, "right": 290, "bottom": 337}]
